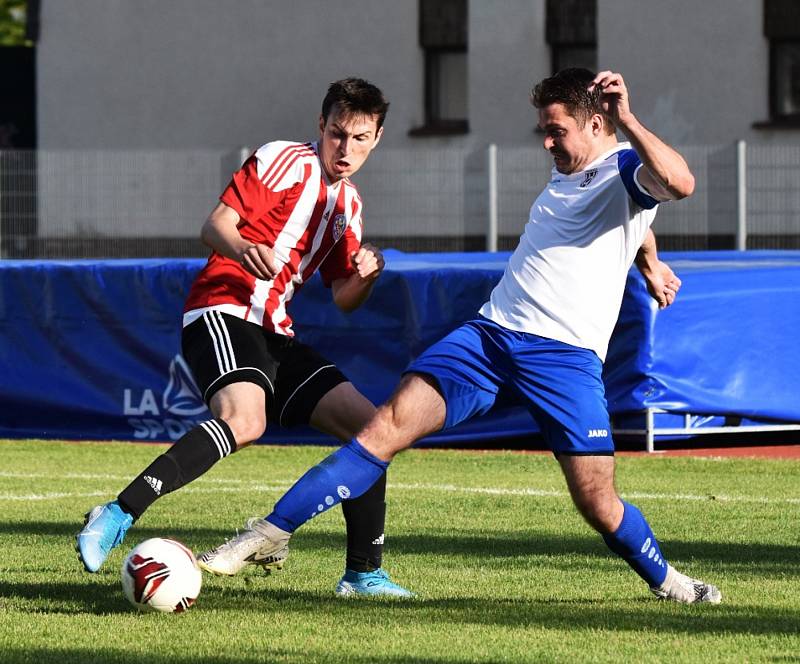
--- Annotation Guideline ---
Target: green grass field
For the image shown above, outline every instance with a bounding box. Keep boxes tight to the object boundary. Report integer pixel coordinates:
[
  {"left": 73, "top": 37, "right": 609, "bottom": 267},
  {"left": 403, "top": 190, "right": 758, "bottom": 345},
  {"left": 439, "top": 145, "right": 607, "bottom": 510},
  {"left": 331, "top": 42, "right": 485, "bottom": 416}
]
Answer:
[{"left": 1, "top": 439, "right": 798, "bottom": 664}]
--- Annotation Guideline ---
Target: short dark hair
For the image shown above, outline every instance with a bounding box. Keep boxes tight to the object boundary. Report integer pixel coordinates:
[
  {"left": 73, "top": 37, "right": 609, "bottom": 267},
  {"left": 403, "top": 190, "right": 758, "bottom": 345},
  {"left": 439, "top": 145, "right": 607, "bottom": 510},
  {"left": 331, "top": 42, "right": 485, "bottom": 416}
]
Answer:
[
  {"left": 531, "top": 68, "right": 614, "bottom": 134},
  {"left": 321, "top": 77, "right": 390, "bottom": 130}
]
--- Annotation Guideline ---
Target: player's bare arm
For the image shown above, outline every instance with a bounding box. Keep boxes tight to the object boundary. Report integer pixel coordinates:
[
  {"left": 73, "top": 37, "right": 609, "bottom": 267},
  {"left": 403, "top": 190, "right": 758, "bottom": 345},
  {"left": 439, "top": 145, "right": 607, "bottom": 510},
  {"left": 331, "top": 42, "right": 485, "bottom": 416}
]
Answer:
[
  {"left": 635, "top": 228, "right": 681, "bottom": 309},
  {"left": 331, "top": 243, "right": 384, "bottom": 313},
  {"left": 201, "top": 202, "right": 279, "bottom": 281},
  {"left": 590, "top": 71, "right": 694, "bottom": 201}
]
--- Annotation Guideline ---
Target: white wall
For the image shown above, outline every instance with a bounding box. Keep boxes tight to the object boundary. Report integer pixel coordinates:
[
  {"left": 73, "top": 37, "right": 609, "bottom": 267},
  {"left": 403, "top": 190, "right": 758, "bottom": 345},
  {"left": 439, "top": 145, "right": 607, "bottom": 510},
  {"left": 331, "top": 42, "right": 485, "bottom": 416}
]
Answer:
[
  {"left": 37, "top": 0, "right": 420, "bottom": 149},
  {"left": 468, "top": 0, "right": 549, "bottom": 147},
  {"left": 38, "top": 0, "right": 798, "bottom": 151},
  {"left": 31, "top": 0, "right": 800, "bottom": 243},
  {"left": 600, "top": 0, "right": 797, "bottom": 146}
]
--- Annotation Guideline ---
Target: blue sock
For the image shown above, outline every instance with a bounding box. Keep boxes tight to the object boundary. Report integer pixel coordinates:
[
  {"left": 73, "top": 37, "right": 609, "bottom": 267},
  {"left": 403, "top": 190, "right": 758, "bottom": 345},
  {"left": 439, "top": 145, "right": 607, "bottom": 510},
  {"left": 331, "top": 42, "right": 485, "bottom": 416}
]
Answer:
[
  {"left": 602, "top": 501, "right": 669, "bottom": 587},
  {"left": 266, "top": 439, "right": 389, "bottom": 533}
]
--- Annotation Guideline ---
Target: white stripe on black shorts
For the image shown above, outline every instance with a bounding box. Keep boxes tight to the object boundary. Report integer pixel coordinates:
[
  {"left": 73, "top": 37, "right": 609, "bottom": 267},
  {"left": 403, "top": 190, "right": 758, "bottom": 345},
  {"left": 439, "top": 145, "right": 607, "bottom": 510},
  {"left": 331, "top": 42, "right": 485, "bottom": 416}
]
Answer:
[{"left": 181, "top": 311, "right": 348, "bottom": 427}]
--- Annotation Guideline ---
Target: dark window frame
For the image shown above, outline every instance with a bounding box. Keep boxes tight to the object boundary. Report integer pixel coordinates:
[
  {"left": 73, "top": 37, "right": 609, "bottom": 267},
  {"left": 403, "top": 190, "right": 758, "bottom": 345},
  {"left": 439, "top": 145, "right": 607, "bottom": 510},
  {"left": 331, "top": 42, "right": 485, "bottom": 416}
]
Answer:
[
  {"left": 545, "top": 0, "right": 597, "bottom": 75},
  {"left": 766, "top": 39, "right": 800, "bottom": 124},
  {"left": 410, "top": 0, "right": 469, "bottom": 137},
  {"left": 758, "top": 0, "right": 800, "bottom": 128}
]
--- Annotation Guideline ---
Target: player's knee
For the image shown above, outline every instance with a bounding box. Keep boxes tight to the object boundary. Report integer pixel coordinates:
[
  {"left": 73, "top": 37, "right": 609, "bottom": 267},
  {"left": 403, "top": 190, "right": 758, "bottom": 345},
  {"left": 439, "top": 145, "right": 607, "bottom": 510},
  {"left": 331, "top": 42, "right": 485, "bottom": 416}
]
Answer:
[
  {"left": 572, "top": 494, "right": 622, "bottom": 534},
  {"left": 311, "top": 383, "right": 375, "bottom": 441},
  {"left": 385, "top": 401, "right": 422, "bottom": 445},
  {"left": 357, "top": 406, "right": 410, "bottom": 459},
  {"left": 222, "top": 413, "right": 267, "bottom": 447}
]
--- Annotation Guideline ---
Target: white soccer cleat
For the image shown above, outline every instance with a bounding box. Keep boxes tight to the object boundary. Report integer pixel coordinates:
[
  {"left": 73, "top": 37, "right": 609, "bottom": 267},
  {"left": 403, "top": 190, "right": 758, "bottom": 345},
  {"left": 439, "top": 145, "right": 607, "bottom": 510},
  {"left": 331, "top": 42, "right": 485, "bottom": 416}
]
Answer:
[
  {"left": 198, "top": 518, "right": 291, "bottom": 576},
  {"left": 650, "top": 565, "right": 722, "bottom": 604}
]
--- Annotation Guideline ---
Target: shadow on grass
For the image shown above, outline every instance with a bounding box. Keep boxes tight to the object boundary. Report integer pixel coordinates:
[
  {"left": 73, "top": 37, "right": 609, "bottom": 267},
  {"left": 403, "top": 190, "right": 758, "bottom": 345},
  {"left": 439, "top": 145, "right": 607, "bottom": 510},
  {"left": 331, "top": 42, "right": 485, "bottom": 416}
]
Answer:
[
  {"left": 360, "top": 532, "right": 800, "bottom": 577},
  {"left": 2, "top": 576, "right": 797, "bottom": 641},
  {"left": 3, "top": 521, "right": 799, "bottom": 577},
  {"left": 0, "top": 578, "right": 130, "bottom": 614},
  {"left": 200, "top": 585, "right": 799, "bottom": 637},
  {"left": 0, "top": 647, "right": 472, "bottom": 664}
]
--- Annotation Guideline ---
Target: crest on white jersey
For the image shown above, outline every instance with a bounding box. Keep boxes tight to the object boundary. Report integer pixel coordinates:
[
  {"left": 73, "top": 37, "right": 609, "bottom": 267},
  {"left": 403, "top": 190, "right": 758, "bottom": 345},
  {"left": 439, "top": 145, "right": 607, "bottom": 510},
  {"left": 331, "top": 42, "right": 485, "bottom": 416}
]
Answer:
[
  {"left": 332, "top": 214, "right": 347, "bottom": 242},
  {"left": 580, "top": 168, "right": 598, "bottom": 188}
]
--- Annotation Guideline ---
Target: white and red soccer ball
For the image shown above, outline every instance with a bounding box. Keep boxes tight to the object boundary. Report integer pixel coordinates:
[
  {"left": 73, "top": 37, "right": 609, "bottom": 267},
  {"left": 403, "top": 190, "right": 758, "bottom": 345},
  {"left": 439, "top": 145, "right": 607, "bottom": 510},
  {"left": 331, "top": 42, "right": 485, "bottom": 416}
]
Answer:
[{"left": 121, "top": 538, "right": 202, "bottom": 613}]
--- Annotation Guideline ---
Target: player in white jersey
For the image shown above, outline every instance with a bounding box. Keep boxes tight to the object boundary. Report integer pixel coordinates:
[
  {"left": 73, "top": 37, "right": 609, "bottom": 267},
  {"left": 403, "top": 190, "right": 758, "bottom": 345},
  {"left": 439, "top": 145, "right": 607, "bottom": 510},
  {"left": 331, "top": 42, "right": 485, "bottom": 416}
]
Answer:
[
  {"left": 199, "top": 69, "right": 721, "bottom": 604},
  {"left": 77, "top": 78, "right": 412, "bottom": 597}
]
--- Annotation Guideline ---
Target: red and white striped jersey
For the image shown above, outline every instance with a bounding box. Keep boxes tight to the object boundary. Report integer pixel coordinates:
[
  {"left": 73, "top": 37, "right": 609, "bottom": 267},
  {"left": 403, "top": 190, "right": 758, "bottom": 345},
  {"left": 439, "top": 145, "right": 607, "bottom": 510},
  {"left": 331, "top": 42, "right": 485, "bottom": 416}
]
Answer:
[{"left": 183, "top": 140, "right": 364, "bottom": 336}]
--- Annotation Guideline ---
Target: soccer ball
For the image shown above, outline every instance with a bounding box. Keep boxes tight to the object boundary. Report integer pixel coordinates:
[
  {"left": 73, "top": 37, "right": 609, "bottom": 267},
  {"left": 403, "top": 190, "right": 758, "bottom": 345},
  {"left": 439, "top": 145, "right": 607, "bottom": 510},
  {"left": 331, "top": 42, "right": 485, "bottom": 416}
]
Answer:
[{"left": 121, "top": 537, "right": 202, "bottom": 613}]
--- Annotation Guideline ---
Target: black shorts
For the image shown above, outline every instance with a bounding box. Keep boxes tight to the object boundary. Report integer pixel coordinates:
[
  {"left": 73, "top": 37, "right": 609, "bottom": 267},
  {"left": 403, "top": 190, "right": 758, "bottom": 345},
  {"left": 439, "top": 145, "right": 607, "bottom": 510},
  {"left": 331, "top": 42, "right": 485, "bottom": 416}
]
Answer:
[{"left": 181, "top": 311, "right": 348, "bottom": 428}]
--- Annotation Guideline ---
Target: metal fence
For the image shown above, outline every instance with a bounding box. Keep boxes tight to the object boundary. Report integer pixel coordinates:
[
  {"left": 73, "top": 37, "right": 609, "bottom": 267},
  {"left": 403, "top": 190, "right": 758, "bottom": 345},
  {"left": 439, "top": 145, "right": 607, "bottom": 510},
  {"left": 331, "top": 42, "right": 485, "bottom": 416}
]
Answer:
[{"left": 1, "top": 142, "right": 798, "bottom": 258}]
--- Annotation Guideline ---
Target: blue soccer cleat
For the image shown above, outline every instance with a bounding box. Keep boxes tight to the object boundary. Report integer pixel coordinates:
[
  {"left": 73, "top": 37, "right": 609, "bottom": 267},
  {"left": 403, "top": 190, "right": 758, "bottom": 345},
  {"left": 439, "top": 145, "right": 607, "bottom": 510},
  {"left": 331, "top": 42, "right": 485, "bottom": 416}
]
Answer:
[
  {"left": 335, "top": 568, "right": 415, "bottom": 598},
  {"left": 76, "top": 501, "right": 134, "bottom": 573}
]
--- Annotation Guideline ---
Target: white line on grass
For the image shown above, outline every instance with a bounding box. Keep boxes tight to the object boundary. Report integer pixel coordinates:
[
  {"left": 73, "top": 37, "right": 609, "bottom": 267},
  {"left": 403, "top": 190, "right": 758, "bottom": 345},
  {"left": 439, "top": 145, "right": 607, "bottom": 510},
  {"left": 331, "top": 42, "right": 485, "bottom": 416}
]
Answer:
[
  {"left": 391, "top": 482, "right": 800, "bottom": 504},
  {"left": 0, "top": 487, "right": 294, "bottom": 502},
  {"left": 0, "top": 490, "right": 109, "bottom": 501},
  {"left": 0, "top": 473, "right": 797, "bottom": 505},
  {"left": 392, "top": 482, "right": 564, "bottom": 498},
  {"left": 0, "top": 471, "right": 296, "bottom": 485}
]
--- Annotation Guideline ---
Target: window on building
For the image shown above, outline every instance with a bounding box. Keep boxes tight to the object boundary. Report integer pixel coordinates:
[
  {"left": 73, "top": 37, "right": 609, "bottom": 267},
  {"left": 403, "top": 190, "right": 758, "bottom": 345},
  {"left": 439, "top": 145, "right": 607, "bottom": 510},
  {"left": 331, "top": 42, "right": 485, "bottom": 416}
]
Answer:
[
  {"left": 765, "top": 0, "right": 800, "bottom": 123},
  {"left": 545, "top": 0, "right": 597, "bottom": 74},
  {"left": 410, "top": 0, "right": 468, "bottom": 135}
]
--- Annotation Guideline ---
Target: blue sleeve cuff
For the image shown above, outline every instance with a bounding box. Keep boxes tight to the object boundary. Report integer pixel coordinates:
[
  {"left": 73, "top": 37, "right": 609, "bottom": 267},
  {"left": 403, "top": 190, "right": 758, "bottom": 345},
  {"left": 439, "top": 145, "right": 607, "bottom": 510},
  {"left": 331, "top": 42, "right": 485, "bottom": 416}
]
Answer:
[{"left": 618, "top": 149, "right": 659, "bottom": 210}]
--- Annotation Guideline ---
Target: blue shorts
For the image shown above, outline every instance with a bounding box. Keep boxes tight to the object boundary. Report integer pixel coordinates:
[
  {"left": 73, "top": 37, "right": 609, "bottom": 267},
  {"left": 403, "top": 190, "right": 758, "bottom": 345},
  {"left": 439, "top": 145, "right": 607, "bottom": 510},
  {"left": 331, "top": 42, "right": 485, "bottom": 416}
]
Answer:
[{"left": 406, "top": 317, "right": 614, "bottom": 455}]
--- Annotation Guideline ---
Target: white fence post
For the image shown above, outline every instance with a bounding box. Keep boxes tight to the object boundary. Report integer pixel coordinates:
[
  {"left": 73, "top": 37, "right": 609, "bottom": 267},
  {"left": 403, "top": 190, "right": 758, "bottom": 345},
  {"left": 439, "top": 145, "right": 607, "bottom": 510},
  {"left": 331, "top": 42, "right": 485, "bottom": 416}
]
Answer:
[
  {"left": 736, "top": 140, "right": 747, "bottom": 251},
  {"left": 487, "top": 143, "right": 498, "bottom": 252}
]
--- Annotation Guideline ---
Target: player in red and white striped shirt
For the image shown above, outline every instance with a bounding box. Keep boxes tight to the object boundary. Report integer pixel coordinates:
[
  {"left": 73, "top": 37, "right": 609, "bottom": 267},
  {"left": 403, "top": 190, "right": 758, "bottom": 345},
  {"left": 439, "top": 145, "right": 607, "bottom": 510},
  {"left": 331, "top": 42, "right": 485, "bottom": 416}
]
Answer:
[
  {"left": 183, "top": 138, "right": 368, "bottom": 336},
  {"left": 78, "top": 78, "right": 413, "bottom": 597}
]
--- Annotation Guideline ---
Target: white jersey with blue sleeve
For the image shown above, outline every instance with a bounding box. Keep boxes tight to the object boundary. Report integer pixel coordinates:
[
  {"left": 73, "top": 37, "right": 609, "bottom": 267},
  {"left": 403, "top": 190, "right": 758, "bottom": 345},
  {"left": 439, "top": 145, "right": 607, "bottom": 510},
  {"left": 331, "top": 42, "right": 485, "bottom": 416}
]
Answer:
[{"left": 479, "top": 142, "right": 659, "bottom": 361}]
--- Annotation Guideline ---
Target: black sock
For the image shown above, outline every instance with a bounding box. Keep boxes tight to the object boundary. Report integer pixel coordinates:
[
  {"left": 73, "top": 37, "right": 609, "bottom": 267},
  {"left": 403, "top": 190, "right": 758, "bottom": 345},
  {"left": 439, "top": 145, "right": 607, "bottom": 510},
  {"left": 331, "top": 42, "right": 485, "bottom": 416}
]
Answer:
[
  {"left": 341, "top": 472, "right": 387, "bottom": 572},
  {"left": 117, "top": 419, "right": 236, "bottom": 521}
]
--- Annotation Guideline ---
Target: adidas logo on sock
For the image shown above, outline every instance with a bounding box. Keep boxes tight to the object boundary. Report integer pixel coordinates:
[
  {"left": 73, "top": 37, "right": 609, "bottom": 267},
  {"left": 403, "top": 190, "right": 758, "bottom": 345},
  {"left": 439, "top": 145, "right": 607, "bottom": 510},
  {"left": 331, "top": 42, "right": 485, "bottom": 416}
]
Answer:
[
  {"left": 372, "top": 533, "right": 385, "bottom": 545},
  {"left": 144, "top": 475, "right": 163, "bottom": 496}
]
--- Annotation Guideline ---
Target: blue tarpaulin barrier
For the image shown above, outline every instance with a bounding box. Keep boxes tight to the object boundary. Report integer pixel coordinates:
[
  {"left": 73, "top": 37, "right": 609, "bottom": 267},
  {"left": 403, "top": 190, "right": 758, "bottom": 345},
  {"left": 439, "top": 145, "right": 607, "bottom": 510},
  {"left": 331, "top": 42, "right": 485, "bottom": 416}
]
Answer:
[{"left": 1, "top": 251, "right": 799, "bottom": 445}]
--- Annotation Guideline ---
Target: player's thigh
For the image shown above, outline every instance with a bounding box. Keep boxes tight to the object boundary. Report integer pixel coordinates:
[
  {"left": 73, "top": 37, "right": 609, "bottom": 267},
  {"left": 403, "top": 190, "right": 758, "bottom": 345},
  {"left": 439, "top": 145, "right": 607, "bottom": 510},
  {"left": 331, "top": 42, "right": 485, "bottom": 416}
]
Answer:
[
  {"left": 404, "top": 318, "right": 505, "bottom": 431},
  {"left": 182, "top": 311, "right": 277, "bottom": 403},
  {"left": 557, "top": 454, "right": 623, "bottom": 533},
  {"left": 309, "top": 381, "right": 376, "bottom": 442},
  {"left": 271, "top": 339, "right": 353, "bottom": 433},
  {"left": 208, "top": 381, "right": 268, "bottom": 445},
  {"left": 512, "top": 337, "right": 614, "bottom": 455},
  {"left": 182, "top": 311, "right": 277, "bottom": 443},
  {"left": 358, "top": 372, "right": 447, "bottom": 459}
]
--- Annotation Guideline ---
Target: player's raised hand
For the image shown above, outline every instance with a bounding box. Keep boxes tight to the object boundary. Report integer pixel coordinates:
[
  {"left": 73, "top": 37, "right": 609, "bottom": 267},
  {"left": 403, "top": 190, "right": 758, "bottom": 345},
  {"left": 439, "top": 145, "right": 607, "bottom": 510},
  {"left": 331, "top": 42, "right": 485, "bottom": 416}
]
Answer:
[
  {"left": 350, "top": 243, "right": 385, "bottom": 281},
  {"left": 590, "top": 71, "right": 633, "bottom": 126},
  {"left": 239, "top": 243, "right": 279, "bottom": 281}
]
